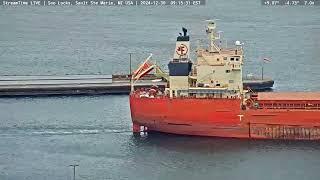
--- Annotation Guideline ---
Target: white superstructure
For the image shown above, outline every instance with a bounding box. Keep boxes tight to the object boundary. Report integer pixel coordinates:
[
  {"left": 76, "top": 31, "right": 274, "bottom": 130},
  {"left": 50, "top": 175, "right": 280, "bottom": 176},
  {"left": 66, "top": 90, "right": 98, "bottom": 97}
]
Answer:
[{"left": 167, "top": 20, "right": 244, "bottom": 99}]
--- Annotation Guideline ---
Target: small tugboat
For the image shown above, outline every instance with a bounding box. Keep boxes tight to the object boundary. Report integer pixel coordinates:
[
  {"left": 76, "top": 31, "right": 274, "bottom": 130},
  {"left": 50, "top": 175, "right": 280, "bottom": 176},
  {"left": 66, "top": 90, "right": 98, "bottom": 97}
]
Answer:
[{"left": 129, "top": 20, "right": 320, "bottom": 140}]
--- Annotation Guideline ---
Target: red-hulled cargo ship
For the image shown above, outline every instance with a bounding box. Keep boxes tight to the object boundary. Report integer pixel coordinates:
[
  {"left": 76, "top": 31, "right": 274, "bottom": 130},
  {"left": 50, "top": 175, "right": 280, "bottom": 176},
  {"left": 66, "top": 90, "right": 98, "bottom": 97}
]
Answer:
[{"left": 129, "top": 21, "right": 320, "bottom": 140}]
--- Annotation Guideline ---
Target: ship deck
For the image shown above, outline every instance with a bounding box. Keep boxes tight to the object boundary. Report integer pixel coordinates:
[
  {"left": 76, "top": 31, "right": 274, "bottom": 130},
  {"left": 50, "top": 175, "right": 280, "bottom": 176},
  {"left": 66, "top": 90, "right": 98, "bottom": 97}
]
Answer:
[{"left": 257, "top": 92, "right": 320, "bottom": 101}]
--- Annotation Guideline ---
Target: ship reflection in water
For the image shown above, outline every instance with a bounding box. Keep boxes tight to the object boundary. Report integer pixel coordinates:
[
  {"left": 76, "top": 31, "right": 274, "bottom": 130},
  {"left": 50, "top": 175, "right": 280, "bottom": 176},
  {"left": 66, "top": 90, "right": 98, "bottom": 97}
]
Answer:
[
  {"left": 129, "top": 132, "right": 320, "bottom": 180},
  {"left": 132, "top": 132, "right": 320, "bottom": 152}
]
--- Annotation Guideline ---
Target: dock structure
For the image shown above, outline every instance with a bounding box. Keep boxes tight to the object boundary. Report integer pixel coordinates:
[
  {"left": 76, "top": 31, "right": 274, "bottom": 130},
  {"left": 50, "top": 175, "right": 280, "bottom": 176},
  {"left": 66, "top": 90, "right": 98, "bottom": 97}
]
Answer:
[
  {"left": 0, "top": 74, "right": 273, "bottom": 96},
  {"left": 243, "top": 78, "right": 274, "bottom": 91},
  {"left": 0, "top": 75, "right": 166, "bottom": 96}
]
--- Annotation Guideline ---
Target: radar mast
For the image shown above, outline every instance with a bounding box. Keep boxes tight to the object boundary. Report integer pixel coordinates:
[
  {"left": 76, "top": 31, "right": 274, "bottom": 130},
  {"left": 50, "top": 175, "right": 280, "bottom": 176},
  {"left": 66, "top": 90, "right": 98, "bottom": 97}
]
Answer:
[{"left": 206, "top": 20, "right": 220, "bottom": 52}]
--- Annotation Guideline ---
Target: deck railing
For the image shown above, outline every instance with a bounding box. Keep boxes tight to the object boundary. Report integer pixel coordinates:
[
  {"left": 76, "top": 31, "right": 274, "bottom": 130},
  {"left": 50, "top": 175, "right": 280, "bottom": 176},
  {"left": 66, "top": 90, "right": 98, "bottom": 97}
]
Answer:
[
  {"left": 131, "top": 90, "right": 240, "bottom": 100},
  {"left": 257, "top": 103, "right": 320, "bottom": 110}
]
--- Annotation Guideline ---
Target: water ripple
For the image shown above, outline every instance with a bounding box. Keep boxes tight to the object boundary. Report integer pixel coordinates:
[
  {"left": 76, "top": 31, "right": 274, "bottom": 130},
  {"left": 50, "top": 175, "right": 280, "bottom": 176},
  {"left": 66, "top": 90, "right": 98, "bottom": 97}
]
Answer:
[{"left": 0, "top": 127, "right": 132, "bottom": 136}]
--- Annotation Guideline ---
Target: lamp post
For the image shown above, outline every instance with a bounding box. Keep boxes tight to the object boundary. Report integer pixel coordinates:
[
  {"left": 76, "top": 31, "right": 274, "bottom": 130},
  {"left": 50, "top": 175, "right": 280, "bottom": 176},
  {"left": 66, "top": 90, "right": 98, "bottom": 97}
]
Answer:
[
  {"left": 261, "top": 64, "right": 264, "bottom": 80},
  {"left": 129, "top": 52, "right": 134, "bottom": 92},
  {"left": 69, "top": 164, "right": 79, "bottom": 180},
  {"left": 261, "top": 57, "right": 271, "bottom": 80},
  {"left": 129, "top": 53, "right": 133, "bottom": 79}
]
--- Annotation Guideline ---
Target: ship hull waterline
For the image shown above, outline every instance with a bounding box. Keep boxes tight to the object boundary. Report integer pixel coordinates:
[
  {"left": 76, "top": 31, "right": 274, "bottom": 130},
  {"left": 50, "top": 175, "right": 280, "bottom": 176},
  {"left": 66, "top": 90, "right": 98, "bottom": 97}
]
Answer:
[{"left": 130, "top": 95, "right": 320, "bottom": 140}]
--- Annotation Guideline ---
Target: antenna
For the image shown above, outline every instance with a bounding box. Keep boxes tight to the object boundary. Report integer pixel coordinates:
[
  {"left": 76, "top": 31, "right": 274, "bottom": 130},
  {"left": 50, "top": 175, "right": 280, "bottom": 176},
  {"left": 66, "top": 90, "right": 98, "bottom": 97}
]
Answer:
[
  {"left": 217, "top": 31, "right": 223, "bottom": 48},
  {"left": 217, "top": 31, "right": 223, "bottom": 39}
]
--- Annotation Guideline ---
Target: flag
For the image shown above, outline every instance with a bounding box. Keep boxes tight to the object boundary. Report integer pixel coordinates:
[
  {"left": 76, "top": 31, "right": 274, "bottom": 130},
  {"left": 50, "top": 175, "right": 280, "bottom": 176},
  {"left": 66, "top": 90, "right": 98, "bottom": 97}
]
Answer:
[
  {"left": 263, "top": 58, "right": 271, "bottom": 63},
  {"left": 132, "top": 54, "right": 155, "bottom": 80}
]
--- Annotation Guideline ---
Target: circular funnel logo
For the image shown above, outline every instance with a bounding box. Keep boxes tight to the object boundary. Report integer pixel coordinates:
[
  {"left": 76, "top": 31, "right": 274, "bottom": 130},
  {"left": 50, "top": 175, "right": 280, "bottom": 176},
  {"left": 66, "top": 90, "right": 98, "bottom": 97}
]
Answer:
[{"left": 176, "top": 44, "right": 188, "bottom": 56}]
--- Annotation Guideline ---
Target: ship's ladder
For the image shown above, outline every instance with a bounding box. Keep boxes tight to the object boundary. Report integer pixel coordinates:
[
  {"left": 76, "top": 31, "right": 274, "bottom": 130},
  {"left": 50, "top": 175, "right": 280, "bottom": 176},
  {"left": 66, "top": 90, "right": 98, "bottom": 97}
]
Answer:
[{"left": 245, "top": 87, "right": 259, "bottom": 108}]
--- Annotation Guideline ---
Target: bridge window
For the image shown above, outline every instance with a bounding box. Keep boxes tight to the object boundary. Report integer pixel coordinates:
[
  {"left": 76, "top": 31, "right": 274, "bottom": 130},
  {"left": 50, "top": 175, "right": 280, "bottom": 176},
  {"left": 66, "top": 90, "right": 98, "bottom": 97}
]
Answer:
[
  {"left": 230, "top": 57, "right": 234, "bottom": 61},
  {"left": 236, "top": 58, "right": 239, "bottom": 61},
  {"left": 226, "top": 70, "right": 230, "bottom": 73}
]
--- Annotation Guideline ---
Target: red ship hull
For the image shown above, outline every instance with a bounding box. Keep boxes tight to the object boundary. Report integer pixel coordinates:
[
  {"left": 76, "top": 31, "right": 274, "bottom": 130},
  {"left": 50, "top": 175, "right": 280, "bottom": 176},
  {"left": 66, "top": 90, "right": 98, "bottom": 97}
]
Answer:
[{"left": 130, "top": 94, "right": 320, "bottom": 140}]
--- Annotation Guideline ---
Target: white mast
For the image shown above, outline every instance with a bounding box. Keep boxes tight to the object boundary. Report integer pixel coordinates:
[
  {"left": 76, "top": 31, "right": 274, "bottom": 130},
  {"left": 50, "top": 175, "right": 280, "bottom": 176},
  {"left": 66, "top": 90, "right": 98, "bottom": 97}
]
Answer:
[{"left": 206, "top": 20, "right": 220, "bottom": 52}]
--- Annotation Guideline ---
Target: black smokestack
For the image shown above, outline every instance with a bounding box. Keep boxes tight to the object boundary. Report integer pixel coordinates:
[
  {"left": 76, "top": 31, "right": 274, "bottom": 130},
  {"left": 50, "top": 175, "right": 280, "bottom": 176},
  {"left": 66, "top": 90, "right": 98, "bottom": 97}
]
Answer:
[
  {"left": 182, "top": 27, "right": 187, "bottom": 36},
  {"left": 177, "top": 27, "right": 189, "bottom": 42}
]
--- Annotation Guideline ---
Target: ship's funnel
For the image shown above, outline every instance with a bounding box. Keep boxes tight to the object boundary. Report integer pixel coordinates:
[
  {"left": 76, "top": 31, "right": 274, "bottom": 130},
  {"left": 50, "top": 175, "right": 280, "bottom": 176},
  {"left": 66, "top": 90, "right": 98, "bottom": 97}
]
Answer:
[
  {"left": 182, "top": 27, "right": 187, "bottom": 36},
  {"left": 173, "top": 27, "right": 190, "bottom": 60}
]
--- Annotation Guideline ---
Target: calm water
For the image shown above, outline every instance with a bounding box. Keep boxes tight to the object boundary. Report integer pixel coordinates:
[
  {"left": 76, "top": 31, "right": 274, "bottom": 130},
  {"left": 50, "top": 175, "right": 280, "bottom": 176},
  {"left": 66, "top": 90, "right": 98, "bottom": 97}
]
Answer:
[{"left": 1, "top": 1, "right": 320, "bottom": 179}]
